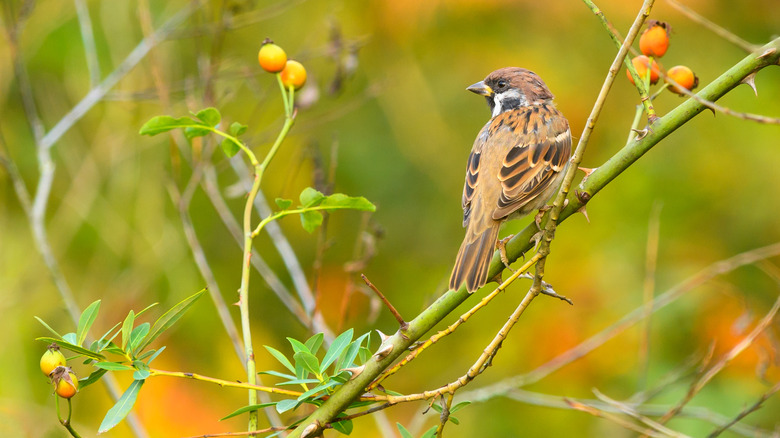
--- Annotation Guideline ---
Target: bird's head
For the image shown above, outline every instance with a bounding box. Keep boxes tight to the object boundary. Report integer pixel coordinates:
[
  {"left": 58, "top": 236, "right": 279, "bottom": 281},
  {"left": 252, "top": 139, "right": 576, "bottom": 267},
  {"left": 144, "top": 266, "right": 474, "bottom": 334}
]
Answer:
[{"left": 467, "top": 67, "right": 554, "bottom": 118}]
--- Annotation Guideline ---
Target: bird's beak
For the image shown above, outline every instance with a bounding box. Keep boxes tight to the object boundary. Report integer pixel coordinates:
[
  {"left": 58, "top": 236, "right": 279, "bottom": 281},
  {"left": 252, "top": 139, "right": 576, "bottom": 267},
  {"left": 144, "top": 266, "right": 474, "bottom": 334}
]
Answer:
[{"left": 467, "top": 81, "right": 493, "bottom": 97}]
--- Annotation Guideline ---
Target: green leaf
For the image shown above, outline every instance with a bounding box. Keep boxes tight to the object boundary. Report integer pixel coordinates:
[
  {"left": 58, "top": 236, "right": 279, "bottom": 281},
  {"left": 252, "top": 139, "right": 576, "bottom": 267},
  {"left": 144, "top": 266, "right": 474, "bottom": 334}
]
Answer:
[
  {"left": 193, "top": 107, "right": 221, "bottom": 126},
  {"left": 287, "top": 337, "right": 310, "bottom": 355},
  {"left": 127, "top": 323, "right": 150, "bottom": 354},
  {"left": 275, "top": 378, "right": 320, "bottom": 386},
  {"left": 99, "top": 379, "right": 144, "bottom": 433},
  {"left": 221, "top": 137, "right": 241, "bottom": 158},
  {"left": 93, "top": 362, "right": 135, "bottom": 371},
  {"left": 135, "top": 302, "right": 159, "bottom": 318},
  {"left": 121, "top": 310, "right": 135, "bottom": 350},
  {"left": 133, "top": 369, "right": 151, "bottom": 380},
  {"left": 144, "top": 346, "right": 166, "bottom": 365},
  {"left": 96, "top": 322, "right": 122, "bottom": 351},
  {"left": 258, "top": 370, "right": 296, "bottom": 380},
  {"left": 264, "top": 345, "right": 295, "bottom": 374},
  {"left": 184, "top": 126, "right": 211, "bottom": 139},
  {"left": 450, "top": 401, "right": 471, "bottom": 413},
  {"left": 139, "top": 116, "right": 195, "bottom": 136},
  {"left": 34, "top": 316, "right": 63, "bottom": 339},
  {"left": 322, "top": 329, "right": 353, "bottom": 372},
  {"left": 332, "top": 418, "right": 353, "bottom": 435},
  {"left": 304, "top": 333, "right": 324, "bottom": 355},
  {"left": 36, "top": 337, "right": 105, "bottom": 360},
  {"left": 335, "top": 332, "right": 369, "bottom": 372},
  {"left": 220, "top": 403, "right": 276, "bottom": 421},
  {"left": 76, "top": 300, "right": 101, "bottom": 347},
  {"left": 293, "top": 351, "right": 320, "bottom": 377},
  {"left": 229, "top": 121, "right": 247, "bottom": 136},
  {"left": 449, "top": 416, "right": 460, "bottom": 425},
  {"left": 275, "top": 398, "right": 299, "bottom": 414},
  {"left": 358, "top": 346, "right": 371, "bottom": 364},
  {"left": 322, "top": 193, "right": 376, "bottom": 212},
  {"left": 299, "top": 187, "right": 326, "bottom": 207},
  {"left": 297, "top": 381, "right": 337, "bottom": 401},
  {"left": 300, "top": 210, "right": 323, "bottom": 233},
  {"left": 79, "top": 368, "right": 108, "bottom": 389},
  {"left": 135, "top": 289, "right": 206, "bottom": 353},
  {"left": 396, "top": 423, "right": 414, "bottom": 438},
  {"left": 420, "top": 426, "right": 438, "bottom": 438},
  {"left": 275, "top": 198, "right": 293, "bottom": 210},
  {"left": 63, "top": 333, "right": 77, "bottom": 345}
]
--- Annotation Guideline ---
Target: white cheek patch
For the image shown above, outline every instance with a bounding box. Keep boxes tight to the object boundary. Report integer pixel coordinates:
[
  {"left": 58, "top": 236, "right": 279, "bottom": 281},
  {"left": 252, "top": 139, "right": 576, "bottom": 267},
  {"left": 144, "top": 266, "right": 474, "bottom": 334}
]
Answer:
[{"left": 492, "top": 89, "right": 527, "bottom": 117}]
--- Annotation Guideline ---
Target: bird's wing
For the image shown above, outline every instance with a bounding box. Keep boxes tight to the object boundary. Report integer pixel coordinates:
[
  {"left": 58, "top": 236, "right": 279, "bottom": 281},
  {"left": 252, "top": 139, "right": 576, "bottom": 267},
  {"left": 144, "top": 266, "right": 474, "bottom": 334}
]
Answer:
[{"left": 491, "top": 105, "right": 571, "bottom": 220}]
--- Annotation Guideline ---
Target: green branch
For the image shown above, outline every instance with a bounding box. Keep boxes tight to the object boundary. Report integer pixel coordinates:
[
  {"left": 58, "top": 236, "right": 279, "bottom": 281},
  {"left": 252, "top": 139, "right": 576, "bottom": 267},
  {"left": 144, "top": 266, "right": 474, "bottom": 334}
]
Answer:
[{"left": 287, "top": 36, "right": 780, "bottom": 438}]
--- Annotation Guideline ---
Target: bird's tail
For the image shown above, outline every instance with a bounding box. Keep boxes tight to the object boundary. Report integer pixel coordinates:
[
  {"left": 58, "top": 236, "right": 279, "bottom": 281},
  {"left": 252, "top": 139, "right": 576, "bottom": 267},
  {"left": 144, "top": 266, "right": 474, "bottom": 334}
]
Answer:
[{"left": 449, "top": 222, "right": 500, "bottom": 293}]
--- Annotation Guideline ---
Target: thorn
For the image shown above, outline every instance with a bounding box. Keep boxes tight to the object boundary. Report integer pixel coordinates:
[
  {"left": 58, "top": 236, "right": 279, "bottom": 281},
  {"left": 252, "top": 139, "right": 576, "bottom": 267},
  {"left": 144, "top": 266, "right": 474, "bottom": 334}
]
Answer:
[
  {"left": 631, "top": 128, "right": 649, "bottom": 140},
  {"left": 741, "top": 72, "right": 758, "bottom": 96},
  {"left": 375, "top": 329, "right": 390, "bottom": 344},
  {"left": 374, "top": 343, "right": 394, "bottom": 361},
  {"left": 342, "top": 365, "right": 365, "bottom": 379},
  {"left": 488, "top": 270, "right": 504, "bottom": 286},
  {"left": 578, "top": 167, "right": 596, "bottom": 185},
  {"left": 362, "top": 274, "right": 407, "bottom": 329},
  {"left": 707, "top": 107, "right": 717, "bottom": 117},
  {"left": 578, "top": 205, "right": 590, "bottom": 223},
  {"left": 301, "top": 421, "right": 320, "bottom": 438}
]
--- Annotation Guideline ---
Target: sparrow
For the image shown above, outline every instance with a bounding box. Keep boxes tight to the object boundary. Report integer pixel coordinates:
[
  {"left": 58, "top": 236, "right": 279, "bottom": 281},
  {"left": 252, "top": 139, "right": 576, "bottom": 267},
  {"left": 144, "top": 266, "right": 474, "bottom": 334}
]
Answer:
[{"left": 449, "top": 67, "right": 572, "bottom": 293}]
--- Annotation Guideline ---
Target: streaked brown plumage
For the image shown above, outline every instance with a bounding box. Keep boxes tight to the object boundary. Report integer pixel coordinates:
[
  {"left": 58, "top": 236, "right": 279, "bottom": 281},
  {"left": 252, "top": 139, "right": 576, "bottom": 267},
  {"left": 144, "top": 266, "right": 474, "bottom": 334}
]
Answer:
[{"left": 449, "top": 67, "right": 571, "bottom": 293}]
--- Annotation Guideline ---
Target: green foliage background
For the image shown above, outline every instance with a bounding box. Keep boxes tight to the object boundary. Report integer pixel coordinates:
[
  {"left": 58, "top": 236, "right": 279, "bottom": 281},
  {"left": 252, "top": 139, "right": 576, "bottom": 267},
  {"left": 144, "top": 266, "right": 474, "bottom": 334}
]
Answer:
[{"left": 1, "top": 0, "right": 779, "bottom": 436}]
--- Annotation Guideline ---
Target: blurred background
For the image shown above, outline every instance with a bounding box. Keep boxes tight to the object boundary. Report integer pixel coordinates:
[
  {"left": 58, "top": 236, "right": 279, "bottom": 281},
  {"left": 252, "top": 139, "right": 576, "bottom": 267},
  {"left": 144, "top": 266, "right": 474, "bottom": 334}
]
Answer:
[{"left": 2, "top": 0, "right": 779, "bottom": 436}]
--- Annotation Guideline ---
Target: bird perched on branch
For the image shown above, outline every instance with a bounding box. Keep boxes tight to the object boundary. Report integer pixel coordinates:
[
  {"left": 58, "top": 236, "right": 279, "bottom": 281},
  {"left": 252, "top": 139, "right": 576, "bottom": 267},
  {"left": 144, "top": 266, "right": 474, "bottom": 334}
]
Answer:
[{"left": 449, "top": 67, "right": 572, "bottom": 293}]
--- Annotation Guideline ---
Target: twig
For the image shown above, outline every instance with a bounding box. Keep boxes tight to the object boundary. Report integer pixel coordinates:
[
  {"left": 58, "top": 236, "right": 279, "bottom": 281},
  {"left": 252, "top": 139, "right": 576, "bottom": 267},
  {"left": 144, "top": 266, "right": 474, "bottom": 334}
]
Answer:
[
  {"left": 361, "top": 274, "right": 407, "bottom": 328},
  {"left": 657, "top": 293, "right": 780, "bottom": 424},
  {"left": 639, "top": 201, "right": 663, "bottom": 390},
  {"left": 182, "top": 426, "right": 291, "bottom": 438},
  {"left": 458, "top": 242, "right": 780, "bottom": 400},
  {"left": 666, "top": 0, "right": 759, "bottom": 52},
  {"left": 706, "top": 381, "right": 780, "bottom": 438},
  {"left": 435, "top": 394, "right": 455, "bottom": 438},
  {"left": 593, "top": 389, "right": 692, "bottom": 438},
  {"left": 73, "top": 0, "right": 101, "bottom": 87},
  {"left": 565, "top": 398, "right": 669, "bottom": 437}
]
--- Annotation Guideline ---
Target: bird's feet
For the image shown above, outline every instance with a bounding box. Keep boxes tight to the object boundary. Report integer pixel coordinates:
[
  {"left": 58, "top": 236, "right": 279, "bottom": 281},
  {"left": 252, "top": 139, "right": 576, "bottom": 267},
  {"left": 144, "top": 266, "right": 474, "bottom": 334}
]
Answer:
[{"left": 496, "top": 235, "right": 516, "bottom": 272}]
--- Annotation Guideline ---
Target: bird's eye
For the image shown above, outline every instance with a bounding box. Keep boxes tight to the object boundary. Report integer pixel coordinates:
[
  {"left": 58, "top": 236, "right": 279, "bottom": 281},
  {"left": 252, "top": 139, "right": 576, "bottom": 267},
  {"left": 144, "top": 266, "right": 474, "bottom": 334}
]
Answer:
[{"left": 497, "top": 79, "right": 507, "bottom": 89}]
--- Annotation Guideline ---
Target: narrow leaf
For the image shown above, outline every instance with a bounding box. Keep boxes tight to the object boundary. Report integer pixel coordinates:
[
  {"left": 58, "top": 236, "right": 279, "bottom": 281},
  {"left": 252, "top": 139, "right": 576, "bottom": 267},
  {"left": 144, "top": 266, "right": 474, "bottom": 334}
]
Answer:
[
  {"left": 229, "top": 121, "right": 247, "bottom": 136},
  {"left": 79, "top": 368, "right": 108, "bottom": 389},
  {"left": 135, "top": 289, "right": 205, "bottom": 353},
  {"left": 34, "top": 316, "right": 63, "bottom": 339},
  {"left": 275, "top": 378, "right": 320, "bottom": 386},
  {"left": 299, "top": 187, "right": 325, "bottom": 207},
  {"left": 396, "top": 423, "right": 414, "bottom": 438},
  {"left": 297, "top": 381, "right": 337, "bottom": 402},
  {"left": 275, "top": 399, "right": 299, "bottom": 414},
  {"left": 194, "top": 107, "right": 221, "bottom": 126},
  {"left": 332, "top": 418, "right": 353, "bottom": 435},
  {"left": 127, "top": 322, "right": 150, "bottom": 354},
  {"left": 133, "top": 369, "right": 151, "bottom": 380},
  {"left": 93, "top": 362, "right": 135, "bottom": 371},
  {"left": 76, "top": 300, "right": 101, "bottom": 346},
  {"left": 139, "top": 116, "right": 194, "bottom": 136},
  {"left": 121, "top": 310, "right": 135, "bottom": 350},
  {"left": 287, "top": 337, "right": 310, "bottom": 355},
  {"left": 145, "top": 346, "right": 166, "bottom": 365},
  {"left": 450, "top": 401, "right": 471, "bottom": 413},
  {"left": 304, "top": 333, "right": 324, "bottom": 355},
  {"left": 264, "top": 345, "right": 295, "bottom": 374},
  {"left": 293, "top": 351, "right": 320, "bottom": 377},
  {"left": 98, "top": 379, "right": 144, "bottom": 433},
  {"left": 420, "top": 426, "right": 438, "bottom": 438},
  {"left": 275, "top": 198, "right": 293, "bottom": 210},
  {"left": 63, "top": 333, "right": 77, "bottom": 345},
  {"left": 257, "top": 370, "right": 296, "bottom": 380},
  {"left": 300, "top": 210, "right": 323, "bottom": 233},
  {"left": 36, "top": 337, "right": 105, "bottom": 360},
  {"left": 322, "top": 329, "right": 353, "bottom": 372},
  {"left": 220, "top": 403, "right": 276, "bottom": 421}
]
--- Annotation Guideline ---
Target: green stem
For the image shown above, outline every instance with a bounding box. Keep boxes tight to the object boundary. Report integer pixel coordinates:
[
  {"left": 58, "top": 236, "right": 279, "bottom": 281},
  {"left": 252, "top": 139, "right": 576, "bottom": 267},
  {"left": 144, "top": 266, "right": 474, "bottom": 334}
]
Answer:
[
  {"left": 252, "top": 205, "right": 362, "bottom": 238},
  {"left": 237, "top": 80, "right": 296, "bottom": 433}
]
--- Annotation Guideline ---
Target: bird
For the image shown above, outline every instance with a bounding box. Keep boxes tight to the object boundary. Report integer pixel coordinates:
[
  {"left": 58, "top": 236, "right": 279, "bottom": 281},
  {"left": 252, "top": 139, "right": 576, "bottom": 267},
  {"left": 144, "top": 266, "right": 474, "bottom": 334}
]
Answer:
[{"left": 449, "top": 67, "right": 572, "bottom": 293}]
